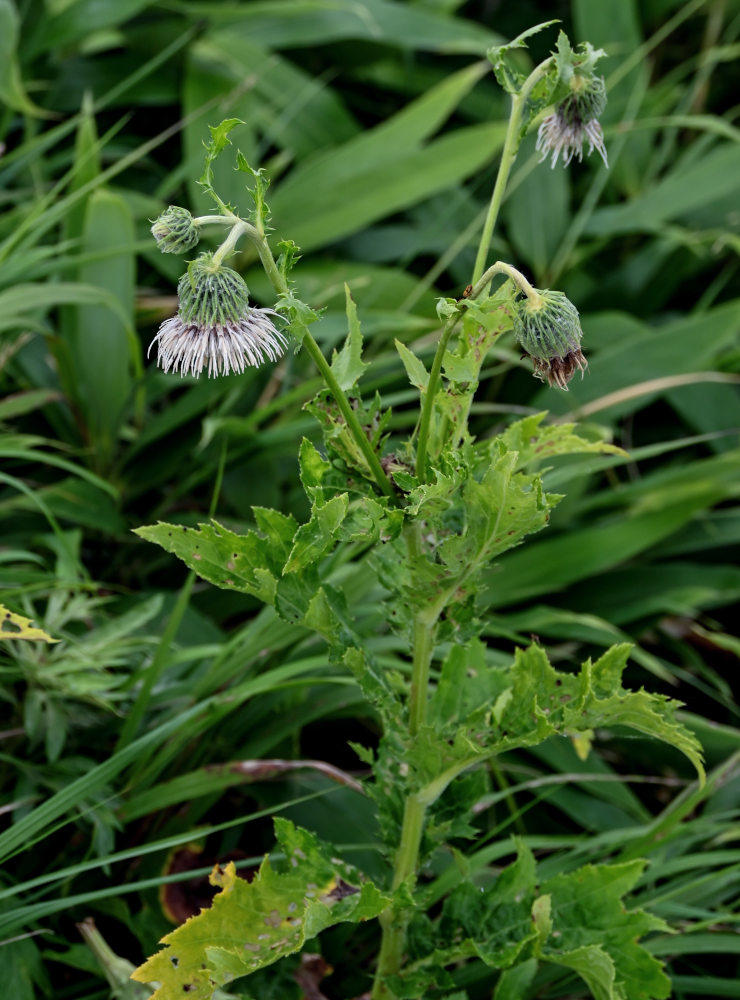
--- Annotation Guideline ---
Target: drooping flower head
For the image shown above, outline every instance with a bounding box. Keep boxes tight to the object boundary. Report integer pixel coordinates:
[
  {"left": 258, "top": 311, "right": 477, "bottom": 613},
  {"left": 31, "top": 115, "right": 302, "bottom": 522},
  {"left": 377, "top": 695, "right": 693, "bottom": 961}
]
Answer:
[
  {"left": 149, "top": 253, "right": 287, "bottom": 378},
  {"left": 512, "top": 289, "right": 587, "bottom": 390},
  {"left": 151, "top": 206, "right": 200, "bottom": 254},
  {"left": 536, "top": 74, "right": 608, "bottom": 169}
]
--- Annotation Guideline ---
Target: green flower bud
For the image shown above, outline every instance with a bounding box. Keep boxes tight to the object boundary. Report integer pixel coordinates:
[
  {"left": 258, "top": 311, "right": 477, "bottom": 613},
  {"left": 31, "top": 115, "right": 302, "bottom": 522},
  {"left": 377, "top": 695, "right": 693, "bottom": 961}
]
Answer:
[
  {"left": 151, "top": 205, "right": 199, "bottom": 254},
  {"left": 149, "top": 253, "right": 286, "bottom": 378},
  {"left": 513, "top": 289, "right": 587, "bottom": 389}
]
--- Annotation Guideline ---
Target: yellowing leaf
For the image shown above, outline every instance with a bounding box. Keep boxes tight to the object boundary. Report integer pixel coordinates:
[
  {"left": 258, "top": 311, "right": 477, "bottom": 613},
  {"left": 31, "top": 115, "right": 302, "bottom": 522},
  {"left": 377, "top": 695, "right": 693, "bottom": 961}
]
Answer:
[
  {"left": 0, "top": 604, "right": 59, "bottom": 643},
  {"left": 132, "top": 820, "right": 388, "bottom": 999}
]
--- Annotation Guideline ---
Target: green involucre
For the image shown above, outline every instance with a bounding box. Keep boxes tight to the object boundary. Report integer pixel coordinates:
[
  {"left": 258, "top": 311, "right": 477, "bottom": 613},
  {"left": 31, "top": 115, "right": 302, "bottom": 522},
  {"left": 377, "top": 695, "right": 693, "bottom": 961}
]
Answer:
[
  {"left": 151, "top": 205, "right": 199, "bottom": 254},
  {"left": 178, "top": 254, "right": 252, "bottom": 327}
]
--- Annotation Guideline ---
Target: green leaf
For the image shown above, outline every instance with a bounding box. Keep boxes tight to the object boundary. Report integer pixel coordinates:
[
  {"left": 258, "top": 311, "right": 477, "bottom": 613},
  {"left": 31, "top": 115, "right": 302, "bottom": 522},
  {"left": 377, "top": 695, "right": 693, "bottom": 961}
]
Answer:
[
  {"left": 283, "top": 494, "right": 349, "bottom": 573},
  {"left": 500, "top": 412, "right": 625, "bottom": 468},
  {"left": 541, "top": 859, "right": 671, "bottom": 1000},
  {"left": 331, "top": 286, "right": 370, "bottom": 391},
  {"left": 135, "top": 513, "right": 297, "bottom": 605},
  {"left": 416, "top": 641, "right": 703, "bottom": 807},
  {"left": 398, "top": 844, "right": 670, "bottom": 1000},
  {"left": 200, "top": 0, "right": 501, "bottom": 54},
  {"left": 0, "top": 0, "right": 44, "bottom": 115},
  {"left": 493, "top": 959, "right": 537, "bottom": 1000},
  {"left": 69, "top": 188, "right": 137, "bottom": 460},
  {"left": 487, "top": 20, "right": 560, "bottom": 95},
  {"left": 199, "top": 117, "right": 245, "bottom": 212},
  {"left": 395, "top": 340, "right": 430, "bottom": 392},
  {"left": 131, "top": 820, "right": 389, "bottom": 999}
]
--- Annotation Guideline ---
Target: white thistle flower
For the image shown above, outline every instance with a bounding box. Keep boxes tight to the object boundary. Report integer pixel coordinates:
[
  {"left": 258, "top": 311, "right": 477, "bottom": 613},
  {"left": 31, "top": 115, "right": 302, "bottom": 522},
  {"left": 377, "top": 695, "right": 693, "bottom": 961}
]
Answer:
[
  {"left": 149, "top": 254, "right": 287, "bottom": 378},
  {"left": 536, "top": 75, "right": 608, "bottom": 169}
]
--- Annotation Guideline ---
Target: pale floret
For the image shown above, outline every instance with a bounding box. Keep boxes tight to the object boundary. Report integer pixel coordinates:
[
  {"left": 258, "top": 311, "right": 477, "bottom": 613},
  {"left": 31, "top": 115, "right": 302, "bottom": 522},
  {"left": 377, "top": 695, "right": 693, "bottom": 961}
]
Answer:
[
  {"left": 536, "top": 112, "right": 608, "bottom": 169},
  {"left": 149, "top": 309, "right": 286, "bottom": 378}
]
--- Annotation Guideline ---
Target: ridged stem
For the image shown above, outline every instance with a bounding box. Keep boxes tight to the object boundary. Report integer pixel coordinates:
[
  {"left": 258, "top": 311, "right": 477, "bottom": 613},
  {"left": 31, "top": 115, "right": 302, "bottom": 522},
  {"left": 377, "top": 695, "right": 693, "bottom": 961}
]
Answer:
[
  {"left": 204, "top": 218, "right": 396, "bottom": 499},
  {"left": 471, "top": 56, "right": 554, "bottom": 287}
]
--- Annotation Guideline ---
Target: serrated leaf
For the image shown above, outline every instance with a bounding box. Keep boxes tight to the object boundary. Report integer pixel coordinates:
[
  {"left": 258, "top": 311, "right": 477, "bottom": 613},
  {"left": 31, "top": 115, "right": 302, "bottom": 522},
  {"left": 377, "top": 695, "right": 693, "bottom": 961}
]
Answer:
[
  {"left": 396, "top": 339, "right": 429, "bottom": 391},
  {"left": 199, "top": 117, "right": 244, "bottom": 212},
  {"left": 501, "top": 412, "right": 625, "bottom": 468},
  {"left": 0, "top": 603, "right": 59, "bottom": 643},
  {"left": 235, "top": 153, "right": 270, "bottom": 228},
  {"left": 415, "top": 641, "right": 703, "bottom": 808},
  {"left": 331, "top": 286, "right": 370, "bottom": 391},
  {"left": 486, "top": 20, "right": 559, "bottom": 95},
  {"left": 283, "top": 495, "right": 348, "bottom": 573},
  {"left": 397, "top": 845, "right": 670, "bottom": 1000},
  {"left": 131, "top": 820, "right": 389, "bottom": 999},
  {"left": 541, "top": 859, "right": 671, "bottom": 1000},
  {"left": 135, "top": 513, "right": 297, "bottom": 605}
]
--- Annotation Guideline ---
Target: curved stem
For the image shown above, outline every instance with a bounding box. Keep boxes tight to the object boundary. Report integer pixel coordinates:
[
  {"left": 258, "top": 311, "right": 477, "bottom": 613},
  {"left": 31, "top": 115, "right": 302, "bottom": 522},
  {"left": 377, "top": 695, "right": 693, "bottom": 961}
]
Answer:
[
  {"left": 218, "top": 220, "right": 396, "bottom": 499},
  {"left": 469, "top": 260, "right": 541, "bottom": 304},
  {"left": 471, "top": 56, "right": 553, "bottom": 286}
]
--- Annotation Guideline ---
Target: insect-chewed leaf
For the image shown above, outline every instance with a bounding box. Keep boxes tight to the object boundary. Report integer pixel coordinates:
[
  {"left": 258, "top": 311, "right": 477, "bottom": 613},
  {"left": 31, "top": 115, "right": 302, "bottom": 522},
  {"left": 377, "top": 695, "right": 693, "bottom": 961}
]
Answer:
[
  {"left": 395, "top": 842, "right": 670, "bottom": 1000},
  {"left": 0, "top": 603, "right": 59, "bottom": 643},
  {"left": 131, "top": 820, "right": 388, "bottom": 1000},
  {"left": 134, "top": 512, "right": 297, "bottom": 605},
  {"left": 412, "top": 640, "right": 703, "bottom": 806},
  {"left": 499, "top": 411, "right": 624, "bottom": 469}
]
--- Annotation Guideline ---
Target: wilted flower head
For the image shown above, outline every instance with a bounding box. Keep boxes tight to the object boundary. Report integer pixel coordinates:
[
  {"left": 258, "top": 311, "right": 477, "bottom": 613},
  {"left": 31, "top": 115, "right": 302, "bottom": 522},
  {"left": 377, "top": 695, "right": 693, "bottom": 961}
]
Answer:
[
  {"left": 151, "top": 205, "right": 200, "bottom": 254},
  {"left": 536, "top": 74, "right": 608, "bottom": 169},
  {"left": 149, "top": 253, "right": 287, "bottom": 378},
  {"left": 513, "top": 289, "right": 587, "bottom": 390}
]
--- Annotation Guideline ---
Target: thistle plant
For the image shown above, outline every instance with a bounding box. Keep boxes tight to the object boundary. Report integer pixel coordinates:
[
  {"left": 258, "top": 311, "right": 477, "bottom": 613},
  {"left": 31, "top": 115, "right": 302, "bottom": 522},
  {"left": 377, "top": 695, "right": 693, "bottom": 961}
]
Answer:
[{"left": 133, "top": 25, "right": 701, "bottom": 1000}]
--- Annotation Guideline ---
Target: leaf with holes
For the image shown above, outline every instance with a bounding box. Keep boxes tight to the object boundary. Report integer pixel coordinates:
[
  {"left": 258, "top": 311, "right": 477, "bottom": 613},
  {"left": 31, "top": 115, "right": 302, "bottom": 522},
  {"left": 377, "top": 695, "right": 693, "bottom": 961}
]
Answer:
[{"left": 131, "top": 819, "right": 388, "bottom": 999}]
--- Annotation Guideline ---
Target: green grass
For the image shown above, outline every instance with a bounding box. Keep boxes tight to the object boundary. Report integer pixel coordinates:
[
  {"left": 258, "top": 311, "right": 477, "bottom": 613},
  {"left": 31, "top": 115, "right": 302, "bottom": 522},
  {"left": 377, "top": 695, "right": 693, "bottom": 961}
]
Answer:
[{"left": 1, "top": 0, "right": 739, "bottom": 997}]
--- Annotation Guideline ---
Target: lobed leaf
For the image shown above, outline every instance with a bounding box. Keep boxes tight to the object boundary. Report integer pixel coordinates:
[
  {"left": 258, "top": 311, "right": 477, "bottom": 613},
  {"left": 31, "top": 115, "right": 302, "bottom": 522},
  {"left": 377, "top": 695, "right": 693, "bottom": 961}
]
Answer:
[
  {"left": 0, "top": 603, "right": 59, "bottom": 643},
  {"left": 132, "top": 820, "right": 389, "bottom": 999}
]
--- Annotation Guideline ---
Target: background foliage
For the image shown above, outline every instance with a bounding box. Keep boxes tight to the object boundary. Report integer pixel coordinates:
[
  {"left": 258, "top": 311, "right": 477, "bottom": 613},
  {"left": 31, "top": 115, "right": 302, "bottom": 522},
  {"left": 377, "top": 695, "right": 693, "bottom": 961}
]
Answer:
[{"left": 0, "top": 0, "right": 738, "bottom": 998}]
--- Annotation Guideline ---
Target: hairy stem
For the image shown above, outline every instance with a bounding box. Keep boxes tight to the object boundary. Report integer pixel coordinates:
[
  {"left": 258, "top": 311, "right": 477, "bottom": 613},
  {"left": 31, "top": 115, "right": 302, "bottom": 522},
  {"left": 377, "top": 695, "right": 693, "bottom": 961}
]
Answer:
[
  {"left": 471, "top": 57, "right": 553, "bottom": 286},
  {"left": 209, "top": 218, "right": 396, "bottom": 498},
  {"left": 415, "top": 60, "right": 552, "bottom": 481},
  {"left": 371, "top": 588, "right": 441, "bottom": 1000},
  {"left": 469, "top": 260, "right": 541, "bottom": 304}
]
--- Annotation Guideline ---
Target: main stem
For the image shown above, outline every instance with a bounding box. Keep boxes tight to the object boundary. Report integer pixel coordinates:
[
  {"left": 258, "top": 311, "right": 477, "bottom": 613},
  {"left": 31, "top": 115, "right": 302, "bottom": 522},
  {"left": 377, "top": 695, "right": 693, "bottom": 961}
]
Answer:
[
  {"left": 372, "top": 569, "right": 442, "bottom": 999},
  {"left": 207, "top": 219, "right": 395, "bottom": 499}
]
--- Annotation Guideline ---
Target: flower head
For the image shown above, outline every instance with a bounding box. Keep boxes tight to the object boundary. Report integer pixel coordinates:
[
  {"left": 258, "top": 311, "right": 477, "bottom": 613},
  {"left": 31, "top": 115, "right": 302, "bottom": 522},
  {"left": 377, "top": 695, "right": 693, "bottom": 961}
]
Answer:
[
  {"left": 149, "top": 254, "right": 287, "bottom": 378},
  {"left": 151, "top": 205, "right": 200, "bottom": 254},
  {"left": 513, "top": 289, "right": 587, "bottom": 390},
  {"left": 536, "top": 75, "right": 608, "bottom": 168}
]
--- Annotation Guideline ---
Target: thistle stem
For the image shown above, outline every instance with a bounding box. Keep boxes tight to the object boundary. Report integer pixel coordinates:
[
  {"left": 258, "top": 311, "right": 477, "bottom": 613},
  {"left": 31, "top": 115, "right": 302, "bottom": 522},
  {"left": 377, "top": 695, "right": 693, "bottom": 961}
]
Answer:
[
  {"left": 469, "top": 260, "right": 541, "bottom": 304},
  {"left": 415, "top": 55, "right": 553, "bottom": 481},
  {"left": 471, "top": 56, "right": 553, "bottom": 287},
  {"left": 209, "top": 217, "right": 395, "bottom": 498},
  {"left": 371, "top": 580, "right": 442, "bottom": 1000}
]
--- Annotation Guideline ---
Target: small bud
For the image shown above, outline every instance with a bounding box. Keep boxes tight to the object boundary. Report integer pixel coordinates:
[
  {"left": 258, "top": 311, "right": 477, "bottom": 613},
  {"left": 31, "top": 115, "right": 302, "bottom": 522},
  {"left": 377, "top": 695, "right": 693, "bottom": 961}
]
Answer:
[
  {"left": 536, "top": 75, "right": 608, "bottom": 169},
  {"left": 151, "top": 205, "right": 199, "bottom": 254},
  {"left": 149, "top": 253, "right": 286, "bottom": 378},
  {"left": 513, "top": 289, "right": 587, "bottom": 390}
]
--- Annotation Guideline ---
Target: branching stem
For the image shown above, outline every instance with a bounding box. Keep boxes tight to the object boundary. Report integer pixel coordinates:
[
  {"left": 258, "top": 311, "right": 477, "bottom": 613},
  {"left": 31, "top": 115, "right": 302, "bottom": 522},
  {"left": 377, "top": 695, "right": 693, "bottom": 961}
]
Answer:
[{"left": 201, "top": 216, "right": 395, "bottom": 499}]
